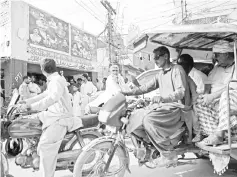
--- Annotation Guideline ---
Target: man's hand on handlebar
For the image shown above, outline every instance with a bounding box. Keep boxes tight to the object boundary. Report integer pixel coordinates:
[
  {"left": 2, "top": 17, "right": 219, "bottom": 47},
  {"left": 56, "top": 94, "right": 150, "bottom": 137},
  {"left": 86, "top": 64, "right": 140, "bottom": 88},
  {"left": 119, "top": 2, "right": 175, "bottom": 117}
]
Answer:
[
  {"left": 16, "top": 103, "right": 31, "bottom": 113},
  {"left": 152, "top": 96, "right": 163, "bottom": 104},
  {"left": 18, "top": 100, "right": 26, "bottom": 104}
]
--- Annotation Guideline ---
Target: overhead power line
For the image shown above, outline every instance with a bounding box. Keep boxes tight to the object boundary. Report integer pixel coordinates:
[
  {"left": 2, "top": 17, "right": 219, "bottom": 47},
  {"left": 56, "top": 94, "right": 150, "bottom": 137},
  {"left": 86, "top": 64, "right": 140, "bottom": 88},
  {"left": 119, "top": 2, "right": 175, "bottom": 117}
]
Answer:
[
  {"left": 133, "top": 0, "right": 215, "bottom": 23},
  {"left": 192, "top": 7, "right": 237, "bottom": 16},
  {"left": 141, "top": 19, "right": 174, "bottom": 32},
  {"left": 189, "top": 0, "right": 231, "bottom": 15},
  {"left": 80, "top": 0, "right": 105, "bottom": 21},
  {"left": 74, "top": 0, "right": 105, "bottom": 24},
  {"left": 88, "top": 0, "right": 105, "bottom": 15}
]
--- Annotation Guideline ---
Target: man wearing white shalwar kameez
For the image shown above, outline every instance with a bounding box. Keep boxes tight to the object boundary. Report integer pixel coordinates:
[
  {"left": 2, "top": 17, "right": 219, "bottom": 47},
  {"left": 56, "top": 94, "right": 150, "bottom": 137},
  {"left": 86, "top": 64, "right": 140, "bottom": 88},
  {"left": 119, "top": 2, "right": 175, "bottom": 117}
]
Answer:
[
  {"left": 80, "top": 74, "right": 97, "bottom": 114},
  {"left": 71, "top": 84, "right": 83, "bottom": 117},
  {"left": 18, "top": 59, "right": 82, "bottom": 177},
  {"left": 85, "top": 64, "right": 129, "bottom": 114}
]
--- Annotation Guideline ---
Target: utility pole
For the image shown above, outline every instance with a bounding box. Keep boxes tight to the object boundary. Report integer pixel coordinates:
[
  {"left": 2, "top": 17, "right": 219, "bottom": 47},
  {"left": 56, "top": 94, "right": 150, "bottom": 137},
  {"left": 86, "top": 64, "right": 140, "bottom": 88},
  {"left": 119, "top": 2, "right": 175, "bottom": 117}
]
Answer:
[
  {"left": 185, "top": 0, "right": 187, "bottom": 22},
  {"left": 101, "top": 0, "right": 116, "bottom": 64},
  {"left": 181, "top": 0, "right": 184, "bottom": 24}
]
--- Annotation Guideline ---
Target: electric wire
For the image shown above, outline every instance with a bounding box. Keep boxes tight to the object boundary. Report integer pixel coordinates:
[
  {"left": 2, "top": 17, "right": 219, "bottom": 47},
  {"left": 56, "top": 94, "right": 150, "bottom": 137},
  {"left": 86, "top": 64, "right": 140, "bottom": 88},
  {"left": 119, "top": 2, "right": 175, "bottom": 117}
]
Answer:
[{"left": 74, "top": 0, "right": 105, "bottom": 24}]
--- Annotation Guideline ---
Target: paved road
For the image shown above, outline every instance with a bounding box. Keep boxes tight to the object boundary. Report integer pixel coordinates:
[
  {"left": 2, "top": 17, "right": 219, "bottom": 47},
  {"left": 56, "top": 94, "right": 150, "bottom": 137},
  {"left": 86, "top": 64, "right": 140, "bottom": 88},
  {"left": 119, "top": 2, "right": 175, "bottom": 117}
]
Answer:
[
  {"left": 7, "top": 154, "right": 237, "bottom": 177},
  {"left": 5, "top": 139, "right": 237, "bottom": 177}
]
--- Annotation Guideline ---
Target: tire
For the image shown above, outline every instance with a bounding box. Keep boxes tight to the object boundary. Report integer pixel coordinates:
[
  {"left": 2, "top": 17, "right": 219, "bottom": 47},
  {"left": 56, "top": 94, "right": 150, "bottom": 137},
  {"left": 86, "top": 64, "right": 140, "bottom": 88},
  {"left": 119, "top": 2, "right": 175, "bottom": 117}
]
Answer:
[
  {"left": 5, "top": 138, "right": 23, "bottom": 157},
  {"left": 194, "top": 153, "right": 209, "bottom": 159},
  {"left": 1, "top": 153, "right": 9, "bottom": 177},
  {"left": 68, "top": 131, "right": 101, "bottom": 173},
  {"left": 73, "top": 141, "right": 127, "bottom": 177},
  {"left": 1, "top": 159, "right": 4, "bottom": 177}
]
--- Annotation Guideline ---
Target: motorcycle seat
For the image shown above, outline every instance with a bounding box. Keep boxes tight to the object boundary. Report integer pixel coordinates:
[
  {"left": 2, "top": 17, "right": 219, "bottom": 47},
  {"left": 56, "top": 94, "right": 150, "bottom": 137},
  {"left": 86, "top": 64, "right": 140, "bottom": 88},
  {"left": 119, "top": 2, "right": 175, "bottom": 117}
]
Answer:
[
  {"left": 89, "top": 106, "right": 101, "bottom": 114},
  {"left": 81, "top": 114, "right": 99, "bottom": 128}
]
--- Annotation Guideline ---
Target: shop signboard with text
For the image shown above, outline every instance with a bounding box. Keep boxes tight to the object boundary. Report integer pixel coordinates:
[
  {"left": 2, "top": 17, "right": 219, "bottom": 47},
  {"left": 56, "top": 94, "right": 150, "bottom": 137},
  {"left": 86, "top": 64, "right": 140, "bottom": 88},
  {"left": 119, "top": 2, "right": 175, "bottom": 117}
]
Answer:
[
  {"left": 71, "top": 26, "right": 97, "bottom": 60},
  {"left": 27, "top": 46, "right": 95, "bottom": 71},
  {"left": 29, "top": 6, "right": 69, "bottom": 53}
]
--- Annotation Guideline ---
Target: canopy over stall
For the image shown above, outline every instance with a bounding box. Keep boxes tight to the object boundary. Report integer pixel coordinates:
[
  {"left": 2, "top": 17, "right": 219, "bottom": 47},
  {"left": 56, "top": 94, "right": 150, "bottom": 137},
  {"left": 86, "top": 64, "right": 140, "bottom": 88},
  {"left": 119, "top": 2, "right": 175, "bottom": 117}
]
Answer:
[{"left": 132, "top": 23, "right": 237, "bottom": 63}]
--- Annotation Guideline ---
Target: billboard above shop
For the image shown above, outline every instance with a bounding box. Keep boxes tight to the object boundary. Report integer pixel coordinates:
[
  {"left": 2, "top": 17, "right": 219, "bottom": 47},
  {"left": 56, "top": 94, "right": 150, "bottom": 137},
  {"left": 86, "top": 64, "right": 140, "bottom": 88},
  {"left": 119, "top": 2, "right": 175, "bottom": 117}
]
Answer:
[
  {"left": 29, "top": 6, "right": 70, "bottom": 53},
  {"left": 71, "top": 26, "right": 97, "bottom": 60},
  {"left": 27, "top": 46, "right": 95, "bottom": 72}
]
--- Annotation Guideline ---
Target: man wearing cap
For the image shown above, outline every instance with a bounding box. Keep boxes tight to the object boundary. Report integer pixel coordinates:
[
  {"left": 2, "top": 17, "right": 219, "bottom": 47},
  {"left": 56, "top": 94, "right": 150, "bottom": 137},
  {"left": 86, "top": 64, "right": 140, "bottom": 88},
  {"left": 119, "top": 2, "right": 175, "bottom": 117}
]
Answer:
[
  {"left": 195, "top": 41, "right": 237, "bottom": 145},
  {"left": 84, "top": 63, "right": 127, "bottom": 114},
  {"left": 122, "top": 46, "right": 192, "bottom": 167}
]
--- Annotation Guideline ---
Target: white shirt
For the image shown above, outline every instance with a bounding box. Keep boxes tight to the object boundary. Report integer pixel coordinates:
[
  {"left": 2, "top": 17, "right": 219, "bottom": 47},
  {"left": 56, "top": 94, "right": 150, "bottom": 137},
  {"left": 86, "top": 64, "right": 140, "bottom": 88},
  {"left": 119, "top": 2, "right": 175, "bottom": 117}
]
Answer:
[
  {"left": 26, "top": 72, "right": 82, "bottom": 130},
  {"left": 189, "top": 67, "right": 207, "bottom": 94},
  {"left": 19, "top": 82, "right": 31, "bottom": 100},
  {"left": 86, "top": 74, "right": 128, "bottom": 110},
  {"left": 28, "top": 82, "right": 41, "bottom": 97},
  {"left": 80, "top": 81, "right": 97, "bottom": 96},
  {"left": 72, "top": 91, "right": 83, "bottom": 117},
  {"left": 206, "top": 64, "right": 235, "bottom": 93}
]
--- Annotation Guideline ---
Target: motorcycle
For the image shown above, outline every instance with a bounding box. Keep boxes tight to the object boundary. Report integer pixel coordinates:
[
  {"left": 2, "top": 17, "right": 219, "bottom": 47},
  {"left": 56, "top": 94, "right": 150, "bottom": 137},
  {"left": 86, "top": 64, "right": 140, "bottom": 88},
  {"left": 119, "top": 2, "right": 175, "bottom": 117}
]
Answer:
[
  {"left": 1, "top": 92, "right": 102, "bottom": 174},
  {"left": 72, "top": 90, "right": 203, "bottom": 177},
  {"left": 1, "top": 141, "right": 13, "bottom": 177}
]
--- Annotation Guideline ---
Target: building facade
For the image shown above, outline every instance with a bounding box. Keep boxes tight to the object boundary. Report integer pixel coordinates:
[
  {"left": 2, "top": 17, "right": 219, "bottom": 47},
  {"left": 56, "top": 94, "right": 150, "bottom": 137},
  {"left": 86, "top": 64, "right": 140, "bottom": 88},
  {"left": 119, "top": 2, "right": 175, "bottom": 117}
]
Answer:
[{"left": 0, "top": 0, "right": 105, "bottom": 98}]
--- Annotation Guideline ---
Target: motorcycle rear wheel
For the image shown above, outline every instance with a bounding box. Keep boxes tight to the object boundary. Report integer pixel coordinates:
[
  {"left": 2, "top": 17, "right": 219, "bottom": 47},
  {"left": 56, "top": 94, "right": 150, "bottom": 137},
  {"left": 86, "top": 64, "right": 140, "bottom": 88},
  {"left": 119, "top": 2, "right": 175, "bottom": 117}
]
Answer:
[{"left": 73, "top": 141, "right": 127, "bottom": 177}]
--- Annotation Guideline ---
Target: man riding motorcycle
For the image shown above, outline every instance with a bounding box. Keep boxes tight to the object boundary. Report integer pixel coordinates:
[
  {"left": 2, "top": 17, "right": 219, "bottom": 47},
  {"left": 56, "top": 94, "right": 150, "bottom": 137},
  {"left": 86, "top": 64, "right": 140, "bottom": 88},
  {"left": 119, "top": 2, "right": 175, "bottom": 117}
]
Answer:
[
  {"left": 17, "top": 58, "right": 82, "bottom": 177},
  {"left": 122, "top": 46, "right": 193, "bottom": 167}
]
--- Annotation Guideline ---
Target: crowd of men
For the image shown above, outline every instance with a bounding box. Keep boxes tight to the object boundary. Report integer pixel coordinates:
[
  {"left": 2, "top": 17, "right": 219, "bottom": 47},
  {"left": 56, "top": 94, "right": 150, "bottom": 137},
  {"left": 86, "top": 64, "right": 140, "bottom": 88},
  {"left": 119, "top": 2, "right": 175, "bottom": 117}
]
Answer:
[{"left": 17, "top": 73, "right": 107, "bottom": 116}]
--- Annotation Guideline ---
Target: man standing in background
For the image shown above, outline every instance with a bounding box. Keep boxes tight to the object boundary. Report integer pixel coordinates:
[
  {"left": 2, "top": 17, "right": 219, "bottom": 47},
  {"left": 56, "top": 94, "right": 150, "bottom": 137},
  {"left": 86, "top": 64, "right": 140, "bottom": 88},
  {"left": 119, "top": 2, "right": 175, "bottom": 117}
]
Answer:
[
  {"left": 19, "top": 76, "right": 31, "bottom": 100},
  {"left": 80, "top": 73, "right": 97, "bottom": 114},
  {"left": 28, "top": 75, "right": 41, "bottom": 97}
]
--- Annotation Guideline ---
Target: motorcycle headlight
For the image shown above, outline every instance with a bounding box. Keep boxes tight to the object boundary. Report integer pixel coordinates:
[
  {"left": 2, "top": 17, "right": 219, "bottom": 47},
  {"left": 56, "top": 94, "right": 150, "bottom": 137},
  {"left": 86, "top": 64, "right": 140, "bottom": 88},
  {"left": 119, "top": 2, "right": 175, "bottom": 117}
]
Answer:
[{"left": 98, "top": 110, "right": 111, "bottom": 123}]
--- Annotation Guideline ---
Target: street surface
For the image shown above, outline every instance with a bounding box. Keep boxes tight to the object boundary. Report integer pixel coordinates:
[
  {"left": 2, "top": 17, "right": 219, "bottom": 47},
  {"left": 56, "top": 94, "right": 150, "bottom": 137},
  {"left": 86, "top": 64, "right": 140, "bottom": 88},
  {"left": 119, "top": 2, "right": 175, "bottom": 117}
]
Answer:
[{"left": 5, "top": 140, "right": 237, "bottom": 177}]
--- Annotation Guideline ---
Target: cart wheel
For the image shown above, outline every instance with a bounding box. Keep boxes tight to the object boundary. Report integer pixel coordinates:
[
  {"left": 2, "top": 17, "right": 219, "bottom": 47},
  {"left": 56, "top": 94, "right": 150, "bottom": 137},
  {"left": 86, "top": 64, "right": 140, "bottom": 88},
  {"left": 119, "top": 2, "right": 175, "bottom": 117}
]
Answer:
[
  {"left": 5, "top": 138, "right": 23, "bottom": 157},
  {"left": 194, "top": 153, "right": 209, "bottom": 159}
]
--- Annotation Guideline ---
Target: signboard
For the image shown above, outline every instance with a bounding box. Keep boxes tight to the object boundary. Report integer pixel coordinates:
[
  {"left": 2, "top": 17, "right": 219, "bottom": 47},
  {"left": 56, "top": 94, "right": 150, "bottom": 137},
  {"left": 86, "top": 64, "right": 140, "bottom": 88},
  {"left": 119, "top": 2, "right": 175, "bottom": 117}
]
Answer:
[
  {"left": 0, "top": 0, "right": 10, "bottom": 26},
  {"left": 184, "top": 15, "right": 229, "bottom": 25},
  {"left": 126, "top": 24, "right": 140, "bottom": 47},
  {"left": 29, "top": 6, "right": 69, "bottom": 53},
  {"left": 71, "top": 26, "right": 97, "bottom": 60},
  {"left": 27, "top": 46, "right": 94, "bottom": 71},
  {"left": 0, "top": 0, "right": 11, "bottom": 57}
]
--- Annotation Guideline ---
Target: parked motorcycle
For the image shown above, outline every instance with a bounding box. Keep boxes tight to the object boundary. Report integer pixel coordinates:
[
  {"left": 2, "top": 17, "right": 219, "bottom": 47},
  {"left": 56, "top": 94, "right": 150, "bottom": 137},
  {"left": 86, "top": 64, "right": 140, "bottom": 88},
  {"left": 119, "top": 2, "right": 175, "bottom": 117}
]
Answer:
[
  {"left": 1, "top": 141, "right": 14, "bottom": 177},
  {"left": 1, "top": 93, "right": 102, "bottom": 174}
]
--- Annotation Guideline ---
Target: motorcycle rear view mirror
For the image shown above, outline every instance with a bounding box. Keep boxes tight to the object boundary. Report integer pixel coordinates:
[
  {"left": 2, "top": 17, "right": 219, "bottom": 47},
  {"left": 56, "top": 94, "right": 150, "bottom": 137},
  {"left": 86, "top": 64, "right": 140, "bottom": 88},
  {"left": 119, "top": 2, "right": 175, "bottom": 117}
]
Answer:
[
  {"left": 130, "top": 75, "right": 144, "bottom": 98},
  {"left": 131, "top": 76, "right": 140, "bottom": 87}
]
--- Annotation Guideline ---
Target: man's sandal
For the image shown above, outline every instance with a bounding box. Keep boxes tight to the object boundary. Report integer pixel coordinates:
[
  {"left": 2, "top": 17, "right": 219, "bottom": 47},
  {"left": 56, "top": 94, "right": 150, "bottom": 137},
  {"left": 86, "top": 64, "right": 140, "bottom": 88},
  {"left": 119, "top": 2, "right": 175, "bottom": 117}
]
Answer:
[
  {"left": 192, "top": 133, "right": 204, "bottom": 143},
  {"left": 200, "top": 134, "right": 223, "bottom": 146}
]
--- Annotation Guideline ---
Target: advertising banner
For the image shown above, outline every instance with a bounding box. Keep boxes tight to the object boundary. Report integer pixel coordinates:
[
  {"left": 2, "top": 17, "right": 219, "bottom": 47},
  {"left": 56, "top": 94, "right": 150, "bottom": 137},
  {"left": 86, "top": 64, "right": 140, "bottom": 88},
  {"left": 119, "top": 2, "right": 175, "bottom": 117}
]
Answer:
[
  {"left": 71, "top": 26, "right": 97, "bottom": 60},
  {"left": 27, "top": 46, "right": 95, "bottom": 71},
  {"left": 29, "top": 6, "right": 69, "bottom": 53}
]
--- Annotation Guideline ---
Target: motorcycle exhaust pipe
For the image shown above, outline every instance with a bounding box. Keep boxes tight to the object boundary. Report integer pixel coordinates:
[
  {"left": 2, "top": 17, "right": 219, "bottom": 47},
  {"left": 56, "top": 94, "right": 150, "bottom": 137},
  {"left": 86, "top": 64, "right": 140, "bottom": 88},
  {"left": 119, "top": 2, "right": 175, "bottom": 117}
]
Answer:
[
  {"left": 57, "top": 149, "right": 82, "bottom": 161},
  {"left": 56, "top": 149, "right": 83, "bottom": 168}
]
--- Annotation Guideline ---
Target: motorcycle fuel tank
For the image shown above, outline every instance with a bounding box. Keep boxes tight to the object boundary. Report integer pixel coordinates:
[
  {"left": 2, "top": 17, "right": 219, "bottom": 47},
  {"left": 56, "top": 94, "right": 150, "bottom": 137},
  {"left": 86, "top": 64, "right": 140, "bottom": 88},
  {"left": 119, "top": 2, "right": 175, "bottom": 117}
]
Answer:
[
  {"left": 8, "top": 117, "right": 42, "bottom": 138},
  {"left": 98, "top": 93, "right": 127, "bottom": 128}
]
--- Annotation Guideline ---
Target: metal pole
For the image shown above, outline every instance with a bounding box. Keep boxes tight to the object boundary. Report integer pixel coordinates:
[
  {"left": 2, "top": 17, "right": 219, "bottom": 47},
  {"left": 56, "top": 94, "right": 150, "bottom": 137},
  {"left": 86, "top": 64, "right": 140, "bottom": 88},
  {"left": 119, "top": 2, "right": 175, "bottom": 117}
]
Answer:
[
  {"left": 181, "top": 0, "right": 184, "bottom": 24},
  {"left": 235, "top": 41, "right": 237, "bottom": 79},
  {"left": 108, "top": 12, "right": 112, "bottom": 63},
  {"left": 227, "top": 40, "right": 237, "bottom": 150}
]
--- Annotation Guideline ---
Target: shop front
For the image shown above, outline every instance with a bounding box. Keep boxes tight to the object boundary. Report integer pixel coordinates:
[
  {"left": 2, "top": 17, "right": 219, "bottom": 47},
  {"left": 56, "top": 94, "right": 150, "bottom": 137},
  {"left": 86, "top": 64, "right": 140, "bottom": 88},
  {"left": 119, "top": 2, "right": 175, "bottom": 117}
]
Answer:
[
  {"left": 26, "top": 45, "right": 97, "bottom": 84},
  {"left": 1, "top": 1, "right": 106, "bottom": 98}
]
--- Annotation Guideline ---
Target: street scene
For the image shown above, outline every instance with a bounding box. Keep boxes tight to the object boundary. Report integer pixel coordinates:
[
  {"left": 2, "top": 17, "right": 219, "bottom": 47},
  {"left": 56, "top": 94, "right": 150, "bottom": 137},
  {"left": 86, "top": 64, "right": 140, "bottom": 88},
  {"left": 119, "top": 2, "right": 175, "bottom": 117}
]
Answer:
[{"left": 2, "top": 0, "right": 237, "bottom": 177}]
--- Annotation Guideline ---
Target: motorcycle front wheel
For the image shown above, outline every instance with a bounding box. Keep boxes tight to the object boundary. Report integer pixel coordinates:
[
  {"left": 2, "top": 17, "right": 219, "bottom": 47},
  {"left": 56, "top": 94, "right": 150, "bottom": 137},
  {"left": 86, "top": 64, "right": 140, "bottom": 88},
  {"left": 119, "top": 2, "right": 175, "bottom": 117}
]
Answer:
[
  {"left": 68, "top": 131, "right": 102, "bottom": 173},
  {"left": 73, "top": 141, "right": 127, "bottom": 177}
]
